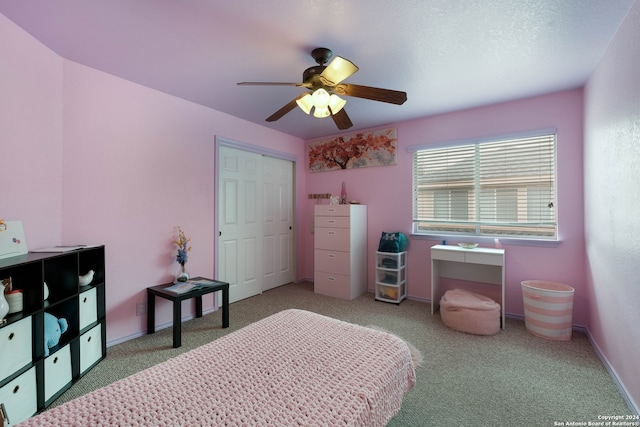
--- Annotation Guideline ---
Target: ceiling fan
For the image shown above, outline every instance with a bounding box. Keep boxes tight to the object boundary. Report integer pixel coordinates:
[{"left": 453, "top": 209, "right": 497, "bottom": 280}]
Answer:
[{"left": 237, "top": 48, "right": 407, "bottom": 130}]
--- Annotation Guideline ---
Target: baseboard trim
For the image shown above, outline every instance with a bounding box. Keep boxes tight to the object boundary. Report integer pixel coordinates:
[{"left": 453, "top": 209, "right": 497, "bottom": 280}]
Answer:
[
  {"left": 106, "top": 306, "right": 218, "bottom": 348},
  {"left": 584, "top": 328, "right": 639, "bottom": 415}
]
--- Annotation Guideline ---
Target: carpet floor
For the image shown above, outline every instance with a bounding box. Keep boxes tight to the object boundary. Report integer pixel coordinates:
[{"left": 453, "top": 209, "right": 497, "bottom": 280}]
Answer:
[{"left": 50, "top": 282, "right": 633, "bottom": 426}]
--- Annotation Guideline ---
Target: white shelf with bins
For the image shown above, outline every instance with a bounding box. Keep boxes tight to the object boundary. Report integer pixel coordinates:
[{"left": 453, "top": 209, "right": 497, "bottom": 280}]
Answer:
[{"left": 375, "top": 251, "right": 407, "bottom": 304}]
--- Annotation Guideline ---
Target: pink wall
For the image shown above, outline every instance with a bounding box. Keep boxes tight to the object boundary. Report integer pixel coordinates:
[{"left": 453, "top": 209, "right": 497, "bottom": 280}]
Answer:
[
  {"left": 304, "top": 89, "right": 587, "bottom": 324},
  {"left": 584, "top": 0, "right": 640, "bottom": 412},
  {"left": 0, "top": 15, "right": 306, "bottom": 343},
  {"left": 59, "top": 62, "right": 306, "bottom": 342},
  {"left": 3, "top": 5, "right": 638, "bottom": 411},
  {"left": 0, "top": 13, "right": 63, "bottom": 248}
]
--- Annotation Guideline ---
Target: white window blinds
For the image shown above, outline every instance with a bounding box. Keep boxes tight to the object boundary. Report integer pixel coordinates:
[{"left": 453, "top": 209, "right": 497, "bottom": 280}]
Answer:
[{"left": 412, "top": 133, "right": 557, "bottom": 239}]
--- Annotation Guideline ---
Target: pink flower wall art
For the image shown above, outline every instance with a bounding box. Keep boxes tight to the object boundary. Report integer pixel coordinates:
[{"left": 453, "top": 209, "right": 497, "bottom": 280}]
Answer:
[{"left": 308, "top": 128, "right": 397, "bottom": 172}]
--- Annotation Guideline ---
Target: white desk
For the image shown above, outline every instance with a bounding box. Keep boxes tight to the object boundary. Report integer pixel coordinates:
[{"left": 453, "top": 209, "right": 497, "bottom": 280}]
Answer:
[{"left": 431, "top": 244, "right": 505, "bottom": 329}]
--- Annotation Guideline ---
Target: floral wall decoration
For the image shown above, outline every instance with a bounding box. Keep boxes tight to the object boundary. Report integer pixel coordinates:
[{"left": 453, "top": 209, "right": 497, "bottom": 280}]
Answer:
[{"left": 308, "top": 128, "right": 397, "bottom": 172}]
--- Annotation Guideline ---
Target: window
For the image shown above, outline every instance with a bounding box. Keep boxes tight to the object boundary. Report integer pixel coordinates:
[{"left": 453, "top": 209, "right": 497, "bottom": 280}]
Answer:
[{"left": 411, "top": 133, "right": 557, "bottom": 239}]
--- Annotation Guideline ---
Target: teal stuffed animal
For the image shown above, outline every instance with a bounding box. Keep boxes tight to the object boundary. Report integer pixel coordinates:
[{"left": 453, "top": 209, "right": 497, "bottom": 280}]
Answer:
[{"left": 44, "top": 312, "right": 68, "bottom": 356}]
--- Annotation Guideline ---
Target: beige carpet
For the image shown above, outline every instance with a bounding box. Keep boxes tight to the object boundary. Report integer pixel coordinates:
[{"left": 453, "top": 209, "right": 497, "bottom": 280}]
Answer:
[{"left": 51, "top": 282, "right": 632, "bottom": 426}]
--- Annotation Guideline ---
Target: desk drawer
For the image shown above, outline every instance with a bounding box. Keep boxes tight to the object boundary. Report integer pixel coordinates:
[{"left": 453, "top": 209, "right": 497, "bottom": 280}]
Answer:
[
  {"left": 431, "top": 249, "right": 465, "bottom": 262},
  {"left": 0, "top": 316, "right": 32, "bottom": 383},
  {"left": 465, "top": 252, "right": 503, "bottom": 266}
]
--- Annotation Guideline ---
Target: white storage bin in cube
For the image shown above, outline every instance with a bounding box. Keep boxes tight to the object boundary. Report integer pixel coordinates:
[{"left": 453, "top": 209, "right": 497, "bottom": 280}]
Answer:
[
  {"left": 80, "top": 324, "right": 103, "bottom": 374},
  {"left": 0, "top": 316, "right": 32, "bottom": 383},
  {"left": 79, "top": 286, "right": 98, "bottom": 330},
  {"left": 44, "top": 343, "right": 72, "bottom": 401},
  {"left": 0, "top": 366, "right": 37, "bottom": 425}
]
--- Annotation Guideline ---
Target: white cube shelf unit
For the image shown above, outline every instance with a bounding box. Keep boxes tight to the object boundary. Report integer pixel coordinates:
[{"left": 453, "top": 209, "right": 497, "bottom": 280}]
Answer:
[{"left": 375, "top": 251, "right": 407, "bottom": 304}]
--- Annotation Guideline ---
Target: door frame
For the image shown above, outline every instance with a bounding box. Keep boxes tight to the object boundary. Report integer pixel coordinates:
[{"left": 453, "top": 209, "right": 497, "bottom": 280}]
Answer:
[{"left": 214, "top": 136, "right": 297, "bottom": 290}]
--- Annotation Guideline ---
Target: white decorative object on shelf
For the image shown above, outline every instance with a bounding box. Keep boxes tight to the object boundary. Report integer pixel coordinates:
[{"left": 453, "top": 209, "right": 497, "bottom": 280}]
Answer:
[
  {"left": 458, "top": 243, "right": 478, "bottom": 249},
  {"left": 0, "top": 220, "right": 28, "bottom": 260},
  {"left": 0, "top": 281, "right": 9, "bottom": 323},
  {"left": 44, "top": 282, "right": 49, "bottom": 300},
  {"left": 79, "top": 270, "right": 95, "bottom": 287},
  {"left": 6, "top": 290, "right": 23, "bottom": 313}
]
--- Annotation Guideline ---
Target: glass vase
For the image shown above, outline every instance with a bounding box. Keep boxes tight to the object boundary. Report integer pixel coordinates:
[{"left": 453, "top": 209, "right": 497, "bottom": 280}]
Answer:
[{"left": 176, "top": 264, "right": 190, "bottom": 282}]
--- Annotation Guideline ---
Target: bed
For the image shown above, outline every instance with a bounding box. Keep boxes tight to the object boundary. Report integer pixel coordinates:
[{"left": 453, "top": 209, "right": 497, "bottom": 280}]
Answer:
[{"left": 19, "top": 309, "right": 417, "bottom": 426}]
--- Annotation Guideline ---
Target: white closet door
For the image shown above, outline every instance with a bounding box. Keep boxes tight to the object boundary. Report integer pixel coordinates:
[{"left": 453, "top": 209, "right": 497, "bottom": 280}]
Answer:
[
  {"left": 217, "top": 146, "right": 262, "bottom": 302},
  {"left": 261, "top": 155, "right": 294, "bottom": 291}
]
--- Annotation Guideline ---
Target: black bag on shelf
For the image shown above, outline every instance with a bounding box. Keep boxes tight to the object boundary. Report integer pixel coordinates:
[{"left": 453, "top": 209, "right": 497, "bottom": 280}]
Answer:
[{"left": 377, "top": 232, "right": 409, "bottom": 253}]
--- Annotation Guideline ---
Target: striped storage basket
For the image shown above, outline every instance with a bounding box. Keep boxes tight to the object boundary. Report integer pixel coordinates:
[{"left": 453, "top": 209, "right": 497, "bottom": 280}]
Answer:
[{"left": 521, "top": 280, "right": 575, "bottom": 341}]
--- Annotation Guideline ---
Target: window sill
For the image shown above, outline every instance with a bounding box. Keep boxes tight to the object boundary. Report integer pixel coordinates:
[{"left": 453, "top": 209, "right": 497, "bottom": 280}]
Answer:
[{"left": 410, "top": 233, "right": 562, "bottom": 248}]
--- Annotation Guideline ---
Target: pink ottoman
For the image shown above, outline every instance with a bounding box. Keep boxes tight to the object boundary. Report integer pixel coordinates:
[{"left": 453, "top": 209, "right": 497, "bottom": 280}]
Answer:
[{"left": 440, "top": 289, "right": 500, "bottom": 335}]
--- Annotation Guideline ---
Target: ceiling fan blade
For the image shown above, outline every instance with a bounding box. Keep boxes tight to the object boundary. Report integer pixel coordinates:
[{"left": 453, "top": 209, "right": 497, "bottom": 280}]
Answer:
[
  {"left": 319, "top": 56, "right": 359, "bottom": 86},
  {"left": 330, "top": 108, "right": 353, "bottom": 130},
  {"left": 334, "top": 83, "right": 407, "bottom": 105},
  {"left": 238, "top": 81, "right": 311, "bottom": 87},
  {"left": 265, "top": 94, "right": 306, "bottom": 122}
]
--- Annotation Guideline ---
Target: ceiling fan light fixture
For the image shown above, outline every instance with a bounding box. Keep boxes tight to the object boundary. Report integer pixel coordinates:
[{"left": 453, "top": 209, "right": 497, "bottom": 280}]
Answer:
[
  {"left": 296, "top": 93, "right": 313, "bottom": 114},
  {"left": 322, "top": 56, "right": 359, "bottom": 86},
  {"left": 311, "top": 88, "right": 330, "bottom": 109},
  {"left": 313, "top": 106, "right": 330, "bottom": 118},
  {"left": 328, "top": 94, "right": 346, "bottom": 114}
]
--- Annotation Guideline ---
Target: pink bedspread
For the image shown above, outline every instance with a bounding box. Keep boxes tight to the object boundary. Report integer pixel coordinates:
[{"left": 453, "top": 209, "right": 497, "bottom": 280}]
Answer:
[{"left": 20, "top": 309, "right": 416, "bottom": 426}]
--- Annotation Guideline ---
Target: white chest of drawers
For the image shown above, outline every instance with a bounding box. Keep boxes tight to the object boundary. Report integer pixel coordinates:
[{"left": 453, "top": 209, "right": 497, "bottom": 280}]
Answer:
[{"left": 314, "top": 205, "right": 367, "bottom": 300}]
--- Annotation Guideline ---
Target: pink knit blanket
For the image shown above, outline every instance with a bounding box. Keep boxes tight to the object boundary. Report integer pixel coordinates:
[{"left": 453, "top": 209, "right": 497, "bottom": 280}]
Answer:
[{"left": 20, "top": 309, "right": 416, "bottom": 426}]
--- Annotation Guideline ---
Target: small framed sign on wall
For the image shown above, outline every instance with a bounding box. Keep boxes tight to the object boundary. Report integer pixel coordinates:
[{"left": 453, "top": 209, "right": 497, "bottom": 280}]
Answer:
[
  {"left": 308, "top": 128, "right": 397, "bottom": 172},
  {"left": 0, "top": 220, "right": 28, "bottom": 260}
]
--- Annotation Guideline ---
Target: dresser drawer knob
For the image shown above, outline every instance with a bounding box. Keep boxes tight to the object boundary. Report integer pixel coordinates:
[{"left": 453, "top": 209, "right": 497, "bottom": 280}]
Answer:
[
  {"left": 328, "top": 231, "right": 335, "bottom": 235},
  {"left": 87, "top": 336, "right": 92, "bottom": 343},
  {"left": 328, "top": 254, "right": 336, "bottom": 258},
  {"left": 8, "top": 332, "right": 15, "bottom": 340},
  {"left": 53, "top": 356, "right": 58, "bottom": 364},
  {"left": 83, "top": 297, "right": 88, "bottom": 303},
  {"left": 328, "top": 220, "right": 335, "bottom": 224},
  {"left": 328, "top": 276, "right": 335, "bottom": 281},
  {"left": 13, "top": 385, "right": 20, "bottom": 394}
]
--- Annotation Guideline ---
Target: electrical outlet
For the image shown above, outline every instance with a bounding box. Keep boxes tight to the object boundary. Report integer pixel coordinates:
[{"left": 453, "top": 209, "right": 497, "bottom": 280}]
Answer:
[{"left": 136, "top": 302, "right": 145, "bottom": 316}]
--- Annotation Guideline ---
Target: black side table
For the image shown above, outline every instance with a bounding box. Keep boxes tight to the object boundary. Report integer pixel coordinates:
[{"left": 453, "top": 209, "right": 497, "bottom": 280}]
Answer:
[{"left": 147, "top": 277, "right": 229, "bottom": 348}]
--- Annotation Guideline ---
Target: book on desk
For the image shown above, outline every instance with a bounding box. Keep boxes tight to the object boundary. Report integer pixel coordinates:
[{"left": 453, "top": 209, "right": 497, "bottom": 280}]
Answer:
[{"left": 164, "top": 279, "right": 220, "bottom": 295}]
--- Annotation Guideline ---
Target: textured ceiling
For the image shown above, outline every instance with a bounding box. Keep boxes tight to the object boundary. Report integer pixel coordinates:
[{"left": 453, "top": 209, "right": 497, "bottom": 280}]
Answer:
[{"left": 0, "top": 0, "right": 635, "bottom": 140}]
